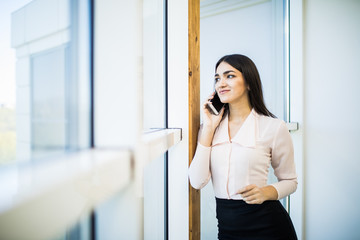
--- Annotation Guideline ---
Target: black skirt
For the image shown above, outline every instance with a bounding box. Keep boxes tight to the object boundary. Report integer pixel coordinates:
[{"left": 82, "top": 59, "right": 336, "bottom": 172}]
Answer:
[{"left": 216, "top": 198, "right": 297, "bottom": 240}]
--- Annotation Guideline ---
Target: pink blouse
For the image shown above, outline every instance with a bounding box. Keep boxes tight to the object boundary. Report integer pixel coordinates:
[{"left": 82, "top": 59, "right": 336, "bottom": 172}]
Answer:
[{"left": 188, "top": 109, "right": 297, "bottom": 200}]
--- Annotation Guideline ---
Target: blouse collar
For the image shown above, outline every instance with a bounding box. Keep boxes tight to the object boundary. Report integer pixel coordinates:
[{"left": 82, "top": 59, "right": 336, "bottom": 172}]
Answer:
[{"left": 212, "top": 108, "right": 257, "bottom": 148}]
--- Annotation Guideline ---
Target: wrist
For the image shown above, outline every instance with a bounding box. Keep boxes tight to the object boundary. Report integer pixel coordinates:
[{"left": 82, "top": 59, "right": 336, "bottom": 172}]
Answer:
[
  {"left": 199, "top": 126, "right": 216, "bottom": 147},
  {"left": 202, "top": 123, "right": 217, "bottom": 133},
  {"left": 261, "top": 185, "right": 278, "bottom": 201}
]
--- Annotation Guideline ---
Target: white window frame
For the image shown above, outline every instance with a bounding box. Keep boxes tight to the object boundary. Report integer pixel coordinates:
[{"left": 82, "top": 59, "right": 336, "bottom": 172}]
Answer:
[{"left": 288, "top": 0, "right": 304, "bottom": 239}]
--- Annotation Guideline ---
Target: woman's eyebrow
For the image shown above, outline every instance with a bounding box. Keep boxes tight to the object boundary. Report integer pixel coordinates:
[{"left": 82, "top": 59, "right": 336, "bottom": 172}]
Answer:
[
  {"left": 214, "top": 70, "right": 236, "bottom": 77},
  {"left": 223, "top": 70, "right": 235, "bottom": 75}
]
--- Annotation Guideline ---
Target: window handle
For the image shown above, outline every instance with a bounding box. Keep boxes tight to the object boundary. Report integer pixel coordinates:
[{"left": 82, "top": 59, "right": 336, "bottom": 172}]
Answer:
[{"left": 286, "top": 122, "right": 299, "bottom": 132}]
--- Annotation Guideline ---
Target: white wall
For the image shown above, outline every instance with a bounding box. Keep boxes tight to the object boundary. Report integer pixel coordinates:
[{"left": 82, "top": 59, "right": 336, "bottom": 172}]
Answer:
[
  {"left": 200, "top": 1, "right": 286, "bottom": 120},
  {"left": 200, "top": 1, "right": 360, "bottom": 239},
  {"left": 303, "top": 0, "right": 360, "bottom": 239}
]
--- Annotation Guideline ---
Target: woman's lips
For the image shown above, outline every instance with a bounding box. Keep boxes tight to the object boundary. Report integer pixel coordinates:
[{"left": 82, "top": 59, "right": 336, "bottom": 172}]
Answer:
[{"left": 219, "top": 89, "right": 230, "bottom": 95}]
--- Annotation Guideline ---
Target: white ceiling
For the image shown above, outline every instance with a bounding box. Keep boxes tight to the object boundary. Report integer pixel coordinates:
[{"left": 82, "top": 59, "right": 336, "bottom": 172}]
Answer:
[{"left": 200, "top": 0, "right": 270, "bottom": 18}]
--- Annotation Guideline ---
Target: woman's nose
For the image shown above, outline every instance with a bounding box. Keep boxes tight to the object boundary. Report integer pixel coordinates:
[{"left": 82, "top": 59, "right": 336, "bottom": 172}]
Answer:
[{"left": 217, "top": 77, "right": 227, "bottom": 86}]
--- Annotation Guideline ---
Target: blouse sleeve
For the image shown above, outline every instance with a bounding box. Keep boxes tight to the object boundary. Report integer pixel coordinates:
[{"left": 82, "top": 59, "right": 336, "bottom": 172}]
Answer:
[
  {"left": 270, "top": 121, "right": 298, "bottom": 200},
  {"left": 188, "top": 126, "right": 212, "bottom": 189}
]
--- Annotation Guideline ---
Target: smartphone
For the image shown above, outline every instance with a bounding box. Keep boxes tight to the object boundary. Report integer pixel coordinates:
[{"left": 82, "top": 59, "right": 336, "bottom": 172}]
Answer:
[{"left": 207, "top": 92, "right": 224, "bottom": 115}]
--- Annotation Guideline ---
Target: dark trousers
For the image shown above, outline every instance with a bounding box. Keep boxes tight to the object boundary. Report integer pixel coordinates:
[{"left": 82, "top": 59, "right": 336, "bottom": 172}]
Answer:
[{"left": 216, "top": 198, "right": 297, "bottom": 240}]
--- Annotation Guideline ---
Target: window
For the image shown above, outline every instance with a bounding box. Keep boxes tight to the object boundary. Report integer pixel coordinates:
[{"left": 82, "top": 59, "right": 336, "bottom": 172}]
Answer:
[
  {"left": 31, "top": 46, "right": 69, "bottom": 158},
  {"left": 0, "top": 0, "right": 92, "bottom": 239},
  {"left": 13, "top": 0, "right": 92, "bottom": 161},
  {"left": 94, "top": 0, "right": 171, "bottom": 239},
  {"left": 1, "top": 0, "right": 185, "bottom": 239}
]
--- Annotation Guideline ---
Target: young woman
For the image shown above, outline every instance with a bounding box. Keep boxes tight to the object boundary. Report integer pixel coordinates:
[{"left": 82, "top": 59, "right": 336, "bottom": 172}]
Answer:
[{"left": 189, "top": 54, "right": 298, "bottom": 240}]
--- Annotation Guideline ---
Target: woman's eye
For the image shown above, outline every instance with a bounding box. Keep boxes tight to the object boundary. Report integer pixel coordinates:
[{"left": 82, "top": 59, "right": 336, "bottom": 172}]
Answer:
[
  {"left": 227, "top": 75, "right": 234, "bottom": 79},
  {"left": 215, "top": 78, "right": 220, "bottom": 82}
]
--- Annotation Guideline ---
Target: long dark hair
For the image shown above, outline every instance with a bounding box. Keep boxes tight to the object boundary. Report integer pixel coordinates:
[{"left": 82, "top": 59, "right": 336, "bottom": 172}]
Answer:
[{"left": 215, "top": 54, "right": 275, "bottom": 118}]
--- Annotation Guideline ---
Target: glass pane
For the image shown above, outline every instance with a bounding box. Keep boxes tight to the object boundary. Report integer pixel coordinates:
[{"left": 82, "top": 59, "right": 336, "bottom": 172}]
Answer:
[
  {"left": 1, "top": 0, "right": 92, "bottom": 164},
  {"left": 200, "top": 1, "right": 287, "bottom": 239},
  {"left": 31, "top": 46, "right": 68, "bottom": 158},
  {"left": 143, "top": 0, "right": 166, "bottom": 130},
  {"left": 51, "top": 215, "right": 91, "bottom": 240},
  {"left": 143, "top": 0, "right": 166, "bottom": 239},
  {"left": 95, "top": 182, "right": 143, "bottom": 239},
  {"left": 144, "top": 155, "right": 165, "bottom": 240},
  {"left": 94, "top": 0, "right": 168, "bottom": 239},
  {"left": 0, "top": 0, "right": 33, "bottom": 165}
]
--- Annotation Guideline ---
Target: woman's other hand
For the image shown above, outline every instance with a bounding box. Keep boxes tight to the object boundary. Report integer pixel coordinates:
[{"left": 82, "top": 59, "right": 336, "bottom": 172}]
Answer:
[{"left": 238, "top": 184, "right": 278, "bottom": 204}]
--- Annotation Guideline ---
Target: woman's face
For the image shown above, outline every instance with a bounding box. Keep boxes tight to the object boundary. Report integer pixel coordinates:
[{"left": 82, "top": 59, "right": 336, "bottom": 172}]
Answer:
[{"left": 215, "top": 61, "right": 249, "bottom": 104}]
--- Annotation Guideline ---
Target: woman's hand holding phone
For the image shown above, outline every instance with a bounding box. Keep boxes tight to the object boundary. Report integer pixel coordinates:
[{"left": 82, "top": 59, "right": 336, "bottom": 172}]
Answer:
[
  {"left": 199, "top": 92, "right": 225, "bottom": 147},
  {"left": 203, "top": 92, "right": 224, "bottom": 127}
]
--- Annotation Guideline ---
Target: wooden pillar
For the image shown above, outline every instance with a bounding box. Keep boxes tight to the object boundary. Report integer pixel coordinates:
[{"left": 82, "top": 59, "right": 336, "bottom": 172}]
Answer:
[{"left": 188, "top": 0, "right": 200, "bottom": 240}]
